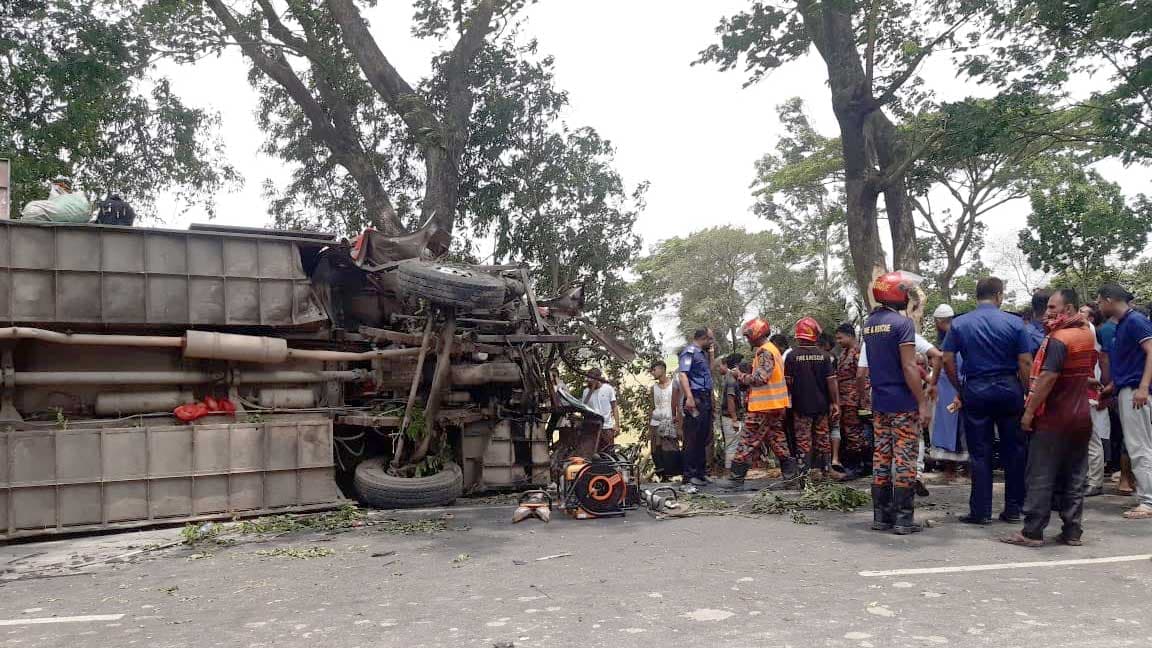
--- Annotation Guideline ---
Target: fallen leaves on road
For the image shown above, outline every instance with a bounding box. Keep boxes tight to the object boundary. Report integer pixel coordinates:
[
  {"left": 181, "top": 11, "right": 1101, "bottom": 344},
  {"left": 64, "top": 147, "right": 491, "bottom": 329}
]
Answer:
[{"left": 256, "top": 546, "right": 335, "bottom": 559}]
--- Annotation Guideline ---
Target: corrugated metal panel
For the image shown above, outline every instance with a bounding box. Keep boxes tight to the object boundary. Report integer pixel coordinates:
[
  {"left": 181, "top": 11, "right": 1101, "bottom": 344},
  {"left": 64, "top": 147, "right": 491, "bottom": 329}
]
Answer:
[
  {"left": 0, "top": 417, "right": 342, "bottom": 540},
  {"left": 0, "top": 221, "right": 328, "bottom": 327}
]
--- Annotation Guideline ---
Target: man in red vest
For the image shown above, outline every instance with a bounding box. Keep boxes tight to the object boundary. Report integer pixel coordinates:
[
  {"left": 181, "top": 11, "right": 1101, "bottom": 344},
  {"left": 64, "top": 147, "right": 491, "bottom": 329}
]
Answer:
[
  {"left": 717, "top": 317, "right": 793, "bottom": 490},
  {"left": 1002, "top": 289, "right": 1098, "bottom": 547}
]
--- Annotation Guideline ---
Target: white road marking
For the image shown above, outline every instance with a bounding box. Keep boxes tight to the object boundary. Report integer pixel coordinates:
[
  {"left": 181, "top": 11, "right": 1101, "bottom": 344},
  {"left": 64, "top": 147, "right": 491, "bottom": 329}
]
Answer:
[
  {"left": 860, "top": 554, "right": 1152, "bottom": 577},
  {"left": 0, "top": 614, "right": 125, "bottom": 626}
]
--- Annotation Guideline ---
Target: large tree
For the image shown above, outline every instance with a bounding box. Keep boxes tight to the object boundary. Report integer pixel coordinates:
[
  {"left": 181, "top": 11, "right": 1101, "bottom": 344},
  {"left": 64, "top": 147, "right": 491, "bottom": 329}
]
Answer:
[
  {"left": 146, "top": 0, "right": 532, "bottom": 251},
  {"left": 1, "top": 0, "right": 235, "bottom": 216},
  {"left": 698, "top": 1, "right": 997, "bottom": 299}
]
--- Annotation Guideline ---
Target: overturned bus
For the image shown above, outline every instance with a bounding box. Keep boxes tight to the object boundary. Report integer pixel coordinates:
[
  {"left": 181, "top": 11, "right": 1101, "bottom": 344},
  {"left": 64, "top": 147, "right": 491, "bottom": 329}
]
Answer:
[{"left": 0, "top": 219, "right": 608, "bottom": 540}]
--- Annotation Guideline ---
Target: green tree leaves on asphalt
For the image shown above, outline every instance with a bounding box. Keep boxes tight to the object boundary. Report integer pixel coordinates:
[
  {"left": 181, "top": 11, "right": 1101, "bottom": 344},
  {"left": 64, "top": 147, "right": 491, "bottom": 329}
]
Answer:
[
  {"left": 0, "top": 0, "right": 236, "bottom": 217},
  {"left": 1018, "top": 160, "right": 1152, "bottom": 293}
]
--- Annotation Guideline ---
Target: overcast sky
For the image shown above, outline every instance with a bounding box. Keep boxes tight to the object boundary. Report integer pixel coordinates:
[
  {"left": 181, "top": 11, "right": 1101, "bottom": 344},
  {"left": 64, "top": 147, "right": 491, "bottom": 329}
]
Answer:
[{"left": 156, "top": 0, "right": 1149, "bottom": 327}]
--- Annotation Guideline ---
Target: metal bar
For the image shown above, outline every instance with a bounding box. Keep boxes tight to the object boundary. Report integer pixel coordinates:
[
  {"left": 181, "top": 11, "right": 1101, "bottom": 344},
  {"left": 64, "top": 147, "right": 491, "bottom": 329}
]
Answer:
[{"left": 12, "top": 370, "right": 365, "bottom": 386}]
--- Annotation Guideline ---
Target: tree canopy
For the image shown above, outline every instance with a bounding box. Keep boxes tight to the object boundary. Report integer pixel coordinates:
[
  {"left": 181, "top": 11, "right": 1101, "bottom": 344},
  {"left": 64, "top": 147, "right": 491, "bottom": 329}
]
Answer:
[
  {"left": 1018, "top": 160, "right": 1152, "bottom": 292},
  {"left": 1, "top": 0, "right": 236, "bottom": 216}
]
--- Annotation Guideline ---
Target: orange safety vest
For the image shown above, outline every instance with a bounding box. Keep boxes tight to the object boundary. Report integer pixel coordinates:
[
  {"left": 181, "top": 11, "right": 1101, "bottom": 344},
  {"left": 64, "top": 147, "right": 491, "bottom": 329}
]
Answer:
[{"left": 747, "top": 341, "right": 790, "bottom": 412}]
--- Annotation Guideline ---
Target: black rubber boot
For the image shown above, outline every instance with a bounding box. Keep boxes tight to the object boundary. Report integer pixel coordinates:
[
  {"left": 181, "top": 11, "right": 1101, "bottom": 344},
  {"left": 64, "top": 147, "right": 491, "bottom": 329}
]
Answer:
[
  {"left": 893, "top": 486, "right": 923, "bottom": 535},
  {"left": 779, "top": 457, "right": 798, "bottom": 481},
  {"left": 871, "top": 484, "right": 894, "bottom": 531},
  {"left": 715, "top": 462, "right": 750, "bottom": 491}
]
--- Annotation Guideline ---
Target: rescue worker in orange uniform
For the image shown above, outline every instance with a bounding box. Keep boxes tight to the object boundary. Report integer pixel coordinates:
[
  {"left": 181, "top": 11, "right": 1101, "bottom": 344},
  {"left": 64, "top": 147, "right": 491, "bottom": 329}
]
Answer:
[{"left": 717, "top": 317, "right": 793, "bottom": 490}]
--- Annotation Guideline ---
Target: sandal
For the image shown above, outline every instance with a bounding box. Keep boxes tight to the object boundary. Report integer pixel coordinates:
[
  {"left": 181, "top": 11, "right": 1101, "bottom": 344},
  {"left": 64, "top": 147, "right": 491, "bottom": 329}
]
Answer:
[
  {"left": 1057, "top": 536, "right": 1083, "bottom": 546},
  {"left": 1117, "top": 487, "right": 1136, "bottom": 497},
  {"left": 999, "top": 532, "right": 1043, "bottom": 548},
  {"left": 1122, "top": 506, "right": 1152, "bottom": 520}
]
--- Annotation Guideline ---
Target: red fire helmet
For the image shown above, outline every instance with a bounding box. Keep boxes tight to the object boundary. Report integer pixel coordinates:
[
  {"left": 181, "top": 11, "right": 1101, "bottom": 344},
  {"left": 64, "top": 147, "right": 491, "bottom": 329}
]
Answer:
[
  {"left": 794, "top": 317, "right": 822, "bottom": 343},
  {"left": 872, "top": 271, "right": 924, "bottom": 305},
  {"left": 741, "top": 317, "right": 771, "bottom": 342}
]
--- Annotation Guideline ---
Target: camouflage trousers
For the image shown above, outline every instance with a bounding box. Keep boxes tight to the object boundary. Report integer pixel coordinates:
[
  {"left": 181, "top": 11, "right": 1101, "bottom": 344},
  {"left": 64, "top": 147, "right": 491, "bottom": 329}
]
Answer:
[
  {"left": 733, "top": 410, "right": 788, "bottom": 465},
  {"left": 793, "top": 414, "right": 832, "bottom": 459},
  {"left": 873, "top": 411, "right": 920, "bottom": 488},
  {"left": 836, "top": 408, "right": 870, "bottom": 454}
]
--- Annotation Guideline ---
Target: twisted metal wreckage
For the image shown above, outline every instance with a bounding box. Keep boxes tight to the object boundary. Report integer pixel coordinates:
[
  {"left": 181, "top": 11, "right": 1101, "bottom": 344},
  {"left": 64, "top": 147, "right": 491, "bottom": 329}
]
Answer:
[{"left": 0, "top": 217, "right": 634, "bottom": 540}]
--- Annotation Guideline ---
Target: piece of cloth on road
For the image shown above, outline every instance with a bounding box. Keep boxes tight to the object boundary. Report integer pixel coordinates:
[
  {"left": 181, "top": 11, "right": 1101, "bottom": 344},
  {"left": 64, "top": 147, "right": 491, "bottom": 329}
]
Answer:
[
  {"left": 873, "top": 411, "right": 920, "bottom": 488},
  {"left": 1118, "top": 387, "right": 1152, "bottom": 508},
  {"left": 1022, "top": 430, "right": 1089, "bottom": 541}
]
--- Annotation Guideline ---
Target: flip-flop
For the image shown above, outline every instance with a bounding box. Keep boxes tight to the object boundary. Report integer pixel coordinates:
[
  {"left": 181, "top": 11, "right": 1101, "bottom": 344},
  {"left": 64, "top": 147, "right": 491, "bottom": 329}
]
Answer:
[
  {"left": 998, "top": 532, "right": 1043, "bottom": 547},
  {"left": 1117, "top": 488, "right": 1136, "bottom": 496},
  {"left": 1057, "top": 536, "right": 1083, "bottom": 546},
  {"left": 1122, "top": 507, "right": 1152, "bottom": 520}
]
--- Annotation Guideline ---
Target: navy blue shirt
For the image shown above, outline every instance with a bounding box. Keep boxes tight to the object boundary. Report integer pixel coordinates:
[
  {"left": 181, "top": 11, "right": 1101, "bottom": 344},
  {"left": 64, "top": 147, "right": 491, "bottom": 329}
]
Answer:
[
  {"left": 678, "top": 343, "right": 713, "bottom": 392},
  {"left": 1027, "top": 319, "right": 1046, "bottom": 355},
  {"left": 941, "top": 303, "right": 1031, "bottom": 379},
  {"left": 862, "top": 308, "right": 917, "bottom": 413},
  {"left": 1108, "top": 309, "right": 1152, "bottom": 390}
]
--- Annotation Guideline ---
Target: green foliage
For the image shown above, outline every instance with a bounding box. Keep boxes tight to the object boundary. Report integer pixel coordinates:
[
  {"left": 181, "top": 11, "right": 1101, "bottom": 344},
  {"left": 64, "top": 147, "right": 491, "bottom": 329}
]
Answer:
[
  {"left": 968, "top": 1, "right": 1152, "bottom": 163},
  {"left": 256, "top": 546, "right": 335, "bottom": 559},
  {"left": 1018, "top": 161, "right": 1152, "bottom": 291},
  {"left": 752, "top": 98, "right": 854, "bottom": 325},
  {"left": 744, "top": 481, "right": 871, "bottom": 516},
  {"left": 0, "top": 0, "right": 236, "bottom": 217},
  {"left": 635, "top": 226, "right": 772, "bottom": 353}
]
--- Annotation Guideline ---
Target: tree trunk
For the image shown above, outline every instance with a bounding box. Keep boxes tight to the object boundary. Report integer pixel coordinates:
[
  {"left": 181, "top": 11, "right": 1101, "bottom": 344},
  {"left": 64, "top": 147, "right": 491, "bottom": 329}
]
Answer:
[
  {"left": 869, "top": 113, "right": 919, "bottom": 274},
  {"left": 802, "top": 3, "right": 889, "bottom": 304}
]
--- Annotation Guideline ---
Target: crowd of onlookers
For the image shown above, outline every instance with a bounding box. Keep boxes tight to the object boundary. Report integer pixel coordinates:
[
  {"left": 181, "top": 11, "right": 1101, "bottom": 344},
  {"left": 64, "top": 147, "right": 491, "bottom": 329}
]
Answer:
[{"left": 577, "top": 272, "right": 1152, "bottom": 543}]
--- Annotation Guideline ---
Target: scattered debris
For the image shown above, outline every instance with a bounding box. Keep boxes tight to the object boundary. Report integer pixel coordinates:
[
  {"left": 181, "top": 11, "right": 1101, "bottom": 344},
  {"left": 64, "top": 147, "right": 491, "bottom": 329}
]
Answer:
[
  {"left": 371, "top": 551, "right": 397, "bottom": 559},
  {"left": 789, "top": 511, "right": 817, "bottom": 525},
  {"left": 680, "top": 493, "right": 733, "bottom": 511},
  {"left": 374, "top": 519, "right": 448, "bottom": 535},
  {"left": 535, "top": 553, "right": 571, "bottom": 562},
  {"left": 237, "top": 505, "right": 366, "bottom": 535},
  {"left": 452, "top": 553, "right": 472, "bottom": 565},
  {"left": 256, "top": 546, "right": 335, "bottom": 559},
  {"left": 744, "top": 481, "right": 871, "bottom": 517}
]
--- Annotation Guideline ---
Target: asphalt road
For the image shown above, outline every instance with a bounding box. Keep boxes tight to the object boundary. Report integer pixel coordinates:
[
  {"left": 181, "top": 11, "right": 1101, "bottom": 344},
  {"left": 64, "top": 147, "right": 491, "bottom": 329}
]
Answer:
[{"left": 1, "top": 481, "right": 1149, "bottom": 648}]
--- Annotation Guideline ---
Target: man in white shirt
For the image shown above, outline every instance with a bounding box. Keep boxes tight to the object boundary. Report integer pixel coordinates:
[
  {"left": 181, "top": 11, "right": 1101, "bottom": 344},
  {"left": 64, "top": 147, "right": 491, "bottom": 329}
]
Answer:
[{"left": 582, "top": 368, "right": 621, "bottom": 451}]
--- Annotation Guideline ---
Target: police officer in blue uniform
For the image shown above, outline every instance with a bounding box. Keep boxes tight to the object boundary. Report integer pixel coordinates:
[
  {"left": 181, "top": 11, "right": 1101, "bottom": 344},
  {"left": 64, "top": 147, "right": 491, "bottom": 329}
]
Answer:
[
  {"left": 943, "top": 277, "right": 1034, "bottom": 524},
  {"left": 678, "top": 328, "right": 716, "bottom": 493}
]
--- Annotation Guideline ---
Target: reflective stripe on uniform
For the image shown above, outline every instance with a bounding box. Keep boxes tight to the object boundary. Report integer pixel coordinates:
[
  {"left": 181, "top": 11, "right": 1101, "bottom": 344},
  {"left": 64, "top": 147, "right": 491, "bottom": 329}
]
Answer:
[{"left": 748, "top": 341, "right": 790, "bottom": 411}]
